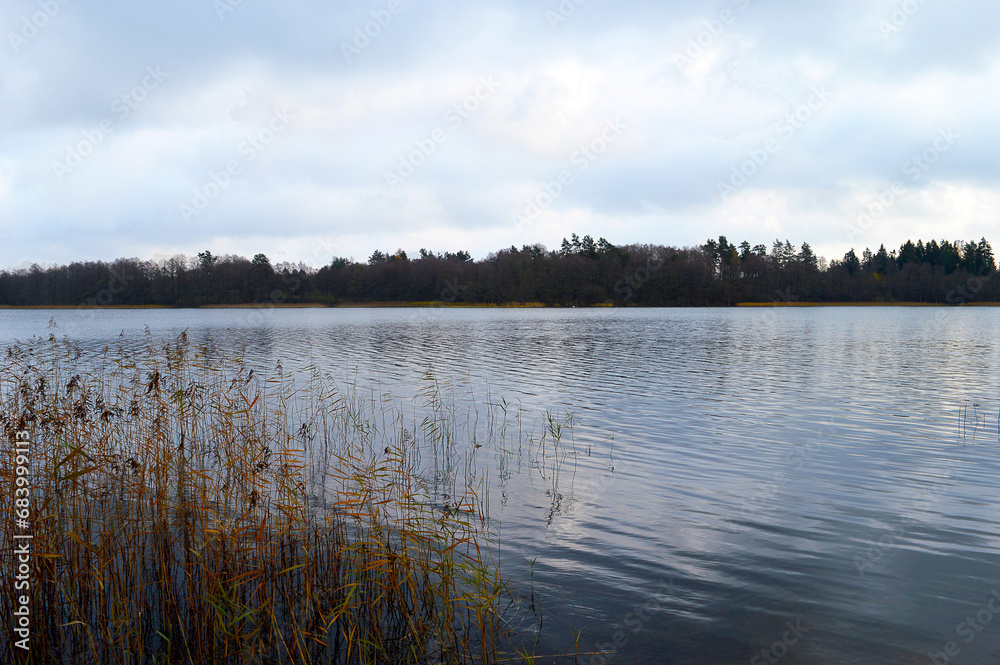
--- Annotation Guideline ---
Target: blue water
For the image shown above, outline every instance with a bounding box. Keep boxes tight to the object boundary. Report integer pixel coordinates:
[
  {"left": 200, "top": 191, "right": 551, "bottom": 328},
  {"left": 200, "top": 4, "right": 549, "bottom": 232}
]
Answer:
[{"left": 3, "top": 306, "right": 1000, "bottom": 664}]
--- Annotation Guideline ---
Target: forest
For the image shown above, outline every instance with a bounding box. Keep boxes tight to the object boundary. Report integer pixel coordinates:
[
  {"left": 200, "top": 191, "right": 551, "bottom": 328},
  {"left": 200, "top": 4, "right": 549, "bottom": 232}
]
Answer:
[{"left": 0, "top": 235, "right": 996, "bottom": 308}]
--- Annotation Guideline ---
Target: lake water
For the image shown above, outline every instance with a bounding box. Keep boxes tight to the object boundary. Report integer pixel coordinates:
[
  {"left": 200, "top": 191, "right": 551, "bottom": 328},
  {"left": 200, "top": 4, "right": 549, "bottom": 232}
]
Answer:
[{"left": 3, "top": 306, "right": 1000, "bottom": 664}]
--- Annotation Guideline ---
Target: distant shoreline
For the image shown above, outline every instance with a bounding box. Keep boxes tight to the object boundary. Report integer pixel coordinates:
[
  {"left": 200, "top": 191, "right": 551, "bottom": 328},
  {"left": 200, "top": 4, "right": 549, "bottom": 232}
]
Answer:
[
  {"left": 0, "top": 302, "right": 548, "bottom": 310},
  {"left": 2, "top": 301, "right": 1000, "bottom": 310},
  {"left": 0, "top": 302, "right": 544, "bottom": 309},
  {"left": 735, "top": 301, "right": 1000, "bottom": 307}
]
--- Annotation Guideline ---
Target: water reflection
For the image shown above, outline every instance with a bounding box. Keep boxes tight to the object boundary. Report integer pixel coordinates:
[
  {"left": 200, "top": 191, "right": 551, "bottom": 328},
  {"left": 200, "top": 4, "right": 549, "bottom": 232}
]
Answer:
[{"left": 3, "top": 306, "right": 1000, "bottom": 664}]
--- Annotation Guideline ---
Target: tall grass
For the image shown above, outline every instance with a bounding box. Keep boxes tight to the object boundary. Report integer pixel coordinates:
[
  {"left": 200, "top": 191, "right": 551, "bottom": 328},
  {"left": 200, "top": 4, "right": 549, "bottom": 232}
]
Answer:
[{"left": 0, "top": 331, "right": 523, "bottom": 664}]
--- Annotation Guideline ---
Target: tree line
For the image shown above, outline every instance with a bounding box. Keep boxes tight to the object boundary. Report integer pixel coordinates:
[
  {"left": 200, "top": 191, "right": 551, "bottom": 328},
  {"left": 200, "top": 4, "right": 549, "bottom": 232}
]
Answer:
[{"left": 0, "top": 234, "right": 996, "bottom": 308}]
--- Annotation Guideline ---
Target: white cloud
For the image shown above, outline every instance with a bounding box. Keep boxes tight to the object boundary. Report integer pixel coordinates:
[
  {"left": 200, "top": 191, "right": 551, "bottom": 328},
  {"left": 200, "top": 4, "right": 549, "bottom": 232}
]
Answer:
[{"left": 1, "top": 0, "right": 999, "bottom": 267}]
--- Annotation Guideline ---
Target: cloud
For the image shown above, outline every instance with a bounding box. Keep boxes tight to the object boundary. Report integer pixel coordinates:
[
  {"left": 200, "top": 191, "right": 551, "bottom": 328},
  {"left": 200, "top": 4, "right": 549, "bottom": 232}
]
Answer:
[{"left": 1, "top": 0, "right": 999, "bottom": 268}]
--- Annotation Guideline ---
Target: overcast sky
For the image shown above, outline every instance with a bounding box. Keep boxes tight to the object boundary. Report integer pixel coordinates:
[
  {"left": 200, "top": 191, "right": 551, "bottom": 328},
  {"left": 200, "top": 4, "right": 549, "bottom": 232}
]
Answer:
[{"left": 1, "top": 0, "right": 998, "bottom": 270}]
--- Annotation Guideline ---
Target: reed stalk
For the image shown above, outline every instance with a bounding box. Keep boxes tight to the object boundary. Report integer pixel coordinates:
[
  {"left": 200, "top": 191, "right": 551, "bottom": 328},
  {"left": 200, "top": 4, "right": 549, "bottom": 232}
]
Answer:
[{"left": 0, "top": 332, "right": 518, "bottom": 664}]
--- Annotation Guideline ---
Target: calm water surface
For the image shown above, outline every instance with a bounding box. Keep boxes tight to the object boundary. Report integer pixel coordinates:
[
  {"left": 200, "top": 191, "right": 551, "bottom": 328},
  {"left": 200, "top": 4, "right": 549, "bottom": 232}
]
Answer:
[{"left": 3, "top": 306, "right": 1000, "bottom": 664}]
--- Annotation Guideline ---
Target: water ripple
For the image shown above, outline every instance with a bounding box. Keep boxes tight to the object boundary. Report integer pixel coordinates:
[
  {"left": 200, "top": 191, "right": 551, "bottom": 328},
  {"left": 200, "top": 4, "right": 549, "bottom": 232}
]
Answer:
[{"left": 4, "top": 306, "right": 1000, "bottom": 664}]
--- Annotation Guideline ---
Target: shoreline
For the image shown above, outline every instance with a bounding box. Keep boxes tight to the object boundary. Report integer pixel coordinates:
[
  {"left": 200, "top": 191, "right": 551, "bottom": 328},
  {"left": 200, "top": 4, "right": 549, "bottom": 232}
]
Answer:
[
  {"left": 2, "top": 301, "right": 1000, "bottom": 310},
  {"left": 0, "top": 302, "right": 552, "bottom": 310},
  {"left": 735, "top": 301, "right": 1000, "bottom": 307}
]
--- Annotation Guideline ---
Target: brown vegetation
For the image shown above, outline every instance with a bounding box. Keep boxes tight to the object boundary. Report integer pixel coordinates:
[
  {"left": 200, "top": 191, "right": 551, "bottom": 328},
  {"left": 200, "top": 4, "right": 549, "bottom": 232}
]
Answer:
[{"left": 0, "top": 332, "right": 513, "bottom": 664}]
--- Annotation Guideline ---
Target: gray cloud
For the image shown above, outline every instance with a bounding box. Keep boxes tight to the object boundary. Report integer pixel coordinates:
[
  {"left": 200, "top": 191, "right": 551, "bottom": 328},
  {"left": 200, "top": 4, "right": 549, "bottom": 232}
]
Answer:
[{"left": 1, "top": 0, "right": 998, "bottom": 268}]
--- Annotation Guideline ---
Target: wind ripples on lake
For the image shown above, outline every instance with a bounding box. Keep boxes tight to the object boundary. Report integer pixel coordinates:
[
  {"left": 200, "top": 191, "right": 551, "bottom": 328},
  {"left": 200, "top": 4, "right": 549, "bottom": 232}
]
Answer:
[{"left": 2, "top": 306, "right": 1000, "bottom": 664}]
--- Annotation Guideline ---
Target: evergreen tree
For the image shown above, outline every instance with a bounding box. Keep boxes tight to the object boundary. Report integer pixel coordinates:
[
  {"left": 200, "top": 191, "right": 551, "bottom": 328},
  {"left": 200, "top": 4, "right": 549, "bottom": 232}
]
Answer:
[
  {"left": 798, "top": 243, "right": 818, "bottom": 270},
  {"left": 197, "top": 250, "right": 217, "bottom": 269},
  {"left": 843, "top": 248, "right": 860, "bottom": 274},
  {"left": 977, "top": 238, "right": 996, "bottom": 274},
  {"left": 861, "top": 248, "right": 874, "bottom": 272},
  {"left": 874, "top": 244, "right": 890, "bottom": 274},
  {"left": 938, "top": 241, "right": 962, "bottom": 273},
  {"left": 897, "top": 240, "right": 919, "bottom": 266},
  {"left": 739, "top": 241, "right": 752, "bottom": 262}
]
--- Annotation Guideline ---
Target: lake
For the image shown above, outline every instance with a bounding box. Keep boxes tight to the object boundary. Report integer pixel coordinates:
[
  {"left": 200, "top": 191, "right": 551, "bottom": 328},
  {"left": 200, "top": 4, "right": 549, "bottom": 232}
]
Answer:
[{"left": 3, "top": 306, "right": 1000, "bottom": 664}]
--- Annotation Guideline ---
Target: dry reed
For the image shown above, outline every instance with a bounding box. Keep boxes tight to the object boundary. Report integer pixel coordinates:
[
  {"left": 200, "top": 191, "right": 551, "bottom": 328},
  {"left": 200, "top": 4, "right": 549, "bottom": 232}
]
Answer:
[{"left": 0, "top": 331, "right": 518, "bottom": 664}]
